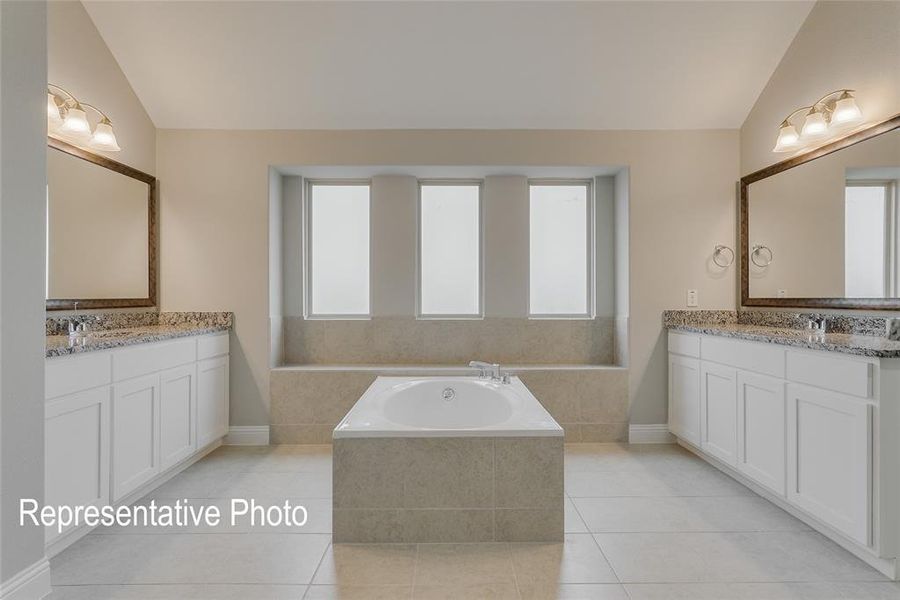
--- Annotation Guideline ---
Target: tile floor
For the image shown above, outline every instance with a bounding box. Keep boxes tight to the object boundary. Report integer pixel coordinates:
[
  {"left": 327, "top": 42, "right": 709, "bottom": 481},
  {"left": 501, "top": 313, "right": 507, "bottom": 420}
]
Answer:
[{"left": 49, "top": 443, "right": 900, "bottom": 599}]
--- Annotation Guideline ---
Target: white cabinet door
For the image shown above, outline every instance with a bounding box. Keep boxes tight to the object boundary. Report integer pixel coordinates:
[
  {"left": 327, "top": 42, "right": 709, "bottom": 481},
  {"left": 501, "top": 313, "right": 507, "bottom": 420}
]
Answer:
[
  {"left": 787, "top": 383, "right": 872, "bottom": 546},
  {"left": 197, "top": 356, "right": 229, "bottom": 448},
  {"left": 701, "top": 361, "right": 738, "bottom": 466},
  {"left": 45, "top": 386, "right": 110, "bottom": 544},
  {"left": 737, "top": 372, "right": 786, "bottom": 495},
  {"left": 159, "top": 364, "right": 196, "bottom": 471},
  {"left": 112, "top": 374, "right": 160, "bottom": 501},
  {"left": 669, "top": 354, "right": 701, "bottom": 446}
]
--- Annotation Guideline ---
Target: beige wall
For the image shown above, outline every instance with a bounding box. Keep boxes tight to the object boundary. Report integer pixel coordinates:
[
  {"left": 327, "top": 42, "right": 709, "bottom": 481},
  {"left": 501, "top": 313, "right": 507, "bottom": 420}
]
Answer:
[
  {"left": 49, "top": 0, "right": 156, "bottom": 175},
  {"left": 157, "top": 129, "right": 739, "bottom": 426},
  {"left": 0, "top": 0, "right": 49, "bottom": 586},
  {"left": 741, "top": 1, "right": 900, "bottom": 176}
]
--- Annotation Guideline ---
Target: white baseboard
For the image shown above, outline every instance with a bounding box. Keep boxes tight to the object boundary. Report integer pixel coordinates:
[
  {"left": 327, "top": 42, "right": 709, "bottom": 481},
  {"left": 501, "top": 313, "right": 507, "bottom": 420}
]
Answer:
[
  {"left": 225, "top": 425, "right": 270, "bottom": 445},
  {"left": 0, "top": 557, "right": 51, "bottom": 600},
  {"left": 628, "top": 424, "right": 675, "bottom": 444}
]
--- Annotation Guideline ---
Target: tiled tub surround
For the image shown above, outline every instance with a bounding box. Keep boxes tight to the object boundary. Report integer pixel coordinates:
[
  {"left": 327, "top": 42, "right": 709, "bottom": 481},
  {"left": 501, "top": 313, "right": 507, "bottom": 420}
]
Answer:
[
  {"left": 284, "top": 316, "right": 616, "bottom": 365},
  {"left": 45, "top": 311, "right": 233, "bottom": 357},
  {"left": 270, "top": 365, "right": 628, "bottom": 444},
  {"left": 663, "top": 310, "right": 900, "bottom": 358},
  {"left": 334, "top": 436, "right": 564, "bottom": 543},
  {"left": 332, "top": 377, "right": 564, "bottom": 543}
]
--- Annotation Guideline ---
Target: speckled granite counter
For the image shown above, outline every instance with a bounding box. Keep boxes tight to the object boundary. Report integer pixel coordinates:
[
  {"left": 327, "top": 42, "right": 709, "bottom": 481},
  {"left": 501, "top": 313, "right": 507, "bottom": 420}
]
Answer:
[
  {"left": 664, "top": 316, "right": 900, "bottom": 358},
  {"left": 46, "top": 312, "right": 232, "bottom": 358}
]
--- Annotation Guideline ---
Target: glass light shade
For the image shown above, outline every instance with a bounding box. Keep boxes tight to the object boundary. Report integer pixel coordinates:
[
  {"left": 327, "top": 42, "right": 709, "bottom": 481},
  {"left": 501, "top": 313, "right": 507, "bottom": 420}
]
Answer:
[
  {"left": 773, "top": 121, "right": 800, "bottom": 152},
  {"left": 47, "top": 93, "right": 63, "bottom": 127},
  {"left": 832, "top": 94, "right": 862, "bottom": 124},
  {"left": 89, "top": 120, "right": 121, "bottom": 152},
  {"left": 801, "top": 108, "right": 828, "bottom": 138},
  {"left": 59, "top": 105, "right": 91, "bottom": 140}
]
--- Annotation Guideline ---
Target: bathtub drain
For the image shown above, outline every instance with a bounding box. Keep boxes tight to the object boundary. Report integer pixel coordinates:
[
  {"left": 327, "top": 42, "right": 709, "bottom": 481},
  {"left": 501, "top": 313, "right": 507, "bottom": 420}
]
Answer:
[{"left": 441, "top": 388, "right": 456, "bottom": 401}]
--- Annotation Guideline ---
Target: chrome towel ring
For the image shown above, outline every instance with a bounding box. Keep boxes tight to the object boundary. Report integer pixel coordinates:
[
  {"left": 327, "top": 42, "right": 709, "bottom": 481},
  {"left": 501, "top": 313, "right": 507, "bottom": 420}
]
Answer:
[
  {"left": 751, "top": 244, "right": 774, "bottom": 267},
  {"left": 713, "top": 245, "right": 735, "bottom": 268}
]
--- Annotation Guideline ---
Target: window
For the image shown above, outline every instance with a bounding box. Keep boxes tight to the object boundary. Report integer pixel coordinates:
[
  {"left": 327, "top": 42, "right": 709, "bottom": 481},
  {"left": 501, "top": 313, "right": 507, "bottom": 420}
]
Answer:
[
  {"left": 418, "top": 182, "right": 482, "bottom": 317},
  {"left": 528, "top": 181, "right": 593, "bottom": 317},
  {"left": 305, "top": 181, "right": 370, "bottom": 317},
  {"left": 845, "top": 181, "right": 896, "bottom": 297}
]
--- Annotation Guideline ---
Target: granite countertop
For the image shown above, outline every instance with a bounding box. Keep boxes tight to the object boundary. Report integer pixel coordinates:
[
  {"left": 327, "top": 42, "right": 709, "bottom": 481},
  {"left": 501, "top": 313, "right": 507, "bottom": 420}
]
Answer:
[
  {"left": 46, "top": 312, "right": 232, "bottom": 358},
  {"left": 666, "top": 321, "right": 900, "bottom": 358}
]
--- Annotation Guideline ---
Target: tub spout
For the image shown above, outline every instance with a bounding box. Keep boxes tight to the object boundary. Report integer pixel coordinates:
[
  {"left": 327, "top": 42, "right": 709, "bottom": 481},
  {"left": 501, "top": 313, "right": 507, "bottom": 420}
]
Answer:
[{"left": 468, "top": 360, "right": 500, "bottom": 381}]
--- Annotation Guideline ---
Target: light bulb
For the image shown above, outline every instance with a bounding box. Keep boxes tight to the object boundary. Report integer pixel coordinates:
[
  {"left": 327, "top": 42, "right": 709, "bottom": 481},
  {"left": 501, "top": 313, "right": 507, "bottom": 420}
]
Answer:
[
  {"left": 801, "top": 107, "right": 828, "bottom": 138},
  {"left": 60, "top": 104, "right": 91, "bottom": 140},
  {"left": 89, "top": 119, "right": 121, "bottom": 152},
  {"left": 47, "top": 93, "right": 63, "bottom": 128},
  {"left": 832, "top": 91, "right": 862, "bottom": 125},
  {"left": 773, "top": 121, "right": 800, "bottom": 152}
]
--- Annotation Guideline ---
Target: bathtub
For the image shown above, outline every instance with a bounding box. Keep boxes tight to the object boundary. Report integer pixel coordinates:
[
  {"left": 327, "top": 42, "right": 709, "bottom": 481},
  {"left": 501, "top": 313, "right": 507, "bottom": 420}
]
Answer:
[
  {"left": 332, "top": 376, "right": 564, "bottom": 543},
  {"left": 333, "top": 376, "right": 563, "bottom": 438}
]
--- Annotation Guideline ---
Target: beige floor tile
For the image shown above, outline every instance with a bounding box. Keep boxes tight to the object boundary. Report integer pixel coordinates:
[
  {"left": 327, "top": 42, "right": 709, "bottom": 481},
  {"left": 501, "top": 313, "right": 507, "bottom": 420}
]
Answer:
[
  {"left": 304, "top": 585, "right": 412, "bottom": 599},
  {"left": 312, "top": 544, "right": 416, "bottom": 586},
  {"left": 594, "top": 531, "right": 886, "bottom": 583},
  {"left": 414, "top": 543, "right": 515, "bottom": 587},
  {"left": 211, "top": 470, "right": 332, "bottom": 499},
  {"left": 48, "top": 584, "right": 307, "bottom": 599},
  {"left": 509, "top": 534, "right": 618, "bottom": 585},
  {"left": 241, "top": 445, "right": 333, "bottom": 473},
  {"left": 624, "top": 582, "right": 850, "bottom": 599},
  {"left": 50, "top": 533, "right": 330, "bottom": 585},
  {"left": 517, "top": 583, "right": 629, "bottom": 600},
  {"left": 565, "top": 463, "right": 752, "bottom": 497},
  {"left": 573, "top": 496, "right": 808, "bottom": 532},
  {"left": 412, "top": 583, "right": 519, "bottom": 599},
  {"left": 565, "top": 497, "right": 588, "bottom": 533}
]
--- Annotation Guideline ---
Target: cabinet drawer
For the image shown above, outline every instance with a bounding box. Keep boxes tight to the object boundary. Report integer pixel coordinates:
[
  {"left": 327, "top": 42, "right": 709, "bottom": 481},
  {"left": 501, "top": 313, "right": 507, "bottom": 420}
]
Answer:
[
  {"left": 701, "top": 336, "right": 785, "bottom": 378},
  {"left": 197, "top": 332, "right": 229, "bottom": 360},
  {"left": 46, "top": 352, "right": 112, "bottom": 399},
  {"left": 113, "top": 338, "right": 197, "bottom": 382},
  {"left": 786, "top": 350, "right": 872, "bottom": 398},
  {"left": 669, "top": 331, "right": 700, "bottom": 358}
]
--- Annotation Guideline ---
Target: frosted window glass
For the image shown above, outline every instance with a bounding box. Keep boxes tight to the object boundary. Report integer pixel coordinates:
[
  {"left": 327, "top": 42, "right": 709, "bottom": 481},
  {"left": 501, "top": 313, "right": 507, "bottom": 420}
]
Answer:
[
  {"left": 529, "top": 184, "right": 590, "bottom": 315},
  {"left": 420, "top": 184, "right": 481, "bottom": 315},
  {"left": 845, "top": 185, "right": 887, "bottom": 297},
  {"left": 309, "top": 184, "right": 370, "bottom": 315}
]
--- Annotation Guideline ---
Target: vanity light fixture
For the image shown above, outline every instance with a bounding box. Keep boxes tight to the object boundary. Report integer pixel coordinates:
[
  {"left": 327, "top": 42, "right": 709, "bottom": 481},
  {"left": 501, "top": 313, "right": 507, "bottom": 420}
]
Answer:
[
  {"left": 47, "top": 84, "right": 121, "bottom": 152},
  {"left": 772, "top": 89, "right": 863, "bottom": 152}
]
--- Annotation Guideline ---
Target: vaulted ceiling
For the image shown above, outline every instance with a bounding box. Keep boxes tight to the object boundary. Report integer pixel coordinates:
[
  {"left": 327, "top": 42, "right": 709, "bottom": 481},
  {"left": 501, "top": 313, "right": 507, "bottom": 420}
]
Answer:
[{"left": 83, "top": 1, "right": 814, "bottom": 130}]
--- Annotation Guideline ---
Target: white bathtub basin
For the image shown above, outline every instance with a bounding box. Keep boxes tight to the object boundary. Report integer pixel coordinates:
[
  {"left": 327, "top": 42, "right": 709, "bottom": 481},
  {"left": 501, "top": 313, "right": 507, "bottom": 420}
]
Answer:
[{"left": 333, "top": 376, "right": 563, "bottom": 438}]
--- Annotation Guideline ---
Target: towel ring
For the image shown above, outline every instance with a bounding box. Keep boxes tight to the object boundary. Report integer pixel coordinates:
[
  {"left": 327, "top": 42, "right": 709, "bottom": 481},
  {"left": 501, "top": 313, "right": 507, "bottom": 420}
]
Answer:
[
  {"left": 751, "top": 244, "right": 774, "bottom": 267},
  {"left": 713, "top": 245, "right": 735, "bottom": 268}
]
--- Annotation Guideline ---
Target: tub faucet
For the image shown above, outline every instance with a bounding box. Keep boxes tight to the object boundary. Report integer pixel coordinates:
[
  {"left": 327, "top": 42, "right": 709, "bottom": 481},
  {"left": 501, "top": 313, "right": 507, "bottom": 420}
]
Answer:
[{"left": 468, "top": 360, "right": 507, "bottom": 382}]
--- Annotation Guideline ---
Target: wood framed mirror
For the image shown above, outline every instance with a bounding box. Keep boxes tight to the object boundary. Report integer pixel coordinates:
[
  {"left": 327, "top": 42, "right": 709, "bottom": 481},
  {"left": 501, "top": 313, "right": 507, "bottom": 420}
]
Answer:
[
  {"left": 740, "top": 114, "right": 900, "bottom": 310},
  {"left": 46, "top": 138, "right": 157, "bottom": 310}
]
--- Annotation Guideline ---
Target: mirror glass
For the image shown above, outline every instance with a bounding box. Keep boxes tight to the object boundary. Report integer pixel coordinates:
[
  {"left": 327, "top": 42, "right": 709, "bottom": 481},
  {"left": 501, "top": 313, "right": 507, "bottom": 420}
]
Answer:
[
  {"left": 47, "top": 147, "right": 150, "bottom": 300},
  {"left": 747, "top": 128, "right": 900, "bottom": 299}
]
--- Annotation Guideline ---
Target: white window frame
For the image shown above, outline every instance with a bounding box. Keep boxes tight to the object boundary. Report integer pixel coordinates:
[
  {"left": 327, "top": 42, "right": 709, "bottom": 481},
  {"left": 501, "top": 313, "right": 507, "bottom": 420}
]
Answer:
[
  {"left": 303, "top": 178, "right": 372, "bottom": 320},
  {"left": 845, "top": 179, "right": 898, "bottom": 297},
  {"left": 527, "top": 178, "right": 595, "bottom": 320},
  {"left": 416, "top": 179, "right": 485, "bottom": 320}
]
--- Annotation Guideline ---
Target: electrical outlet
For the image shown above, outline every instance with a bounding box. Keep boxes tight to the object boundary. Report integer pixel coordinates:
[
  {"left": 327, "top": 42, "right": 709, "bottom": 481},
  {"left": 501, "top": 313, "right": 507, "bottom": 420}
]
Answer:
[
  {"left": 686, "top": 289, "right": 698, "bottom": 307},
  {"left": 777, "top": 289, "right": 787, "bottom": 298}
]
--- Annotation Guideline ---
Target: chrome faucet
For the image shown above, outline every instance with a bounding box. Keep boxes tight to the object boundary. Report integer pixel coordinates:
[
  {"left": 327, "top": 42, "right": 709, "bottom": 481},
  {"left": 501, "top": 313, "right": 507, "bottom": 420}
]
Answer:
[
  {"left": 808, "top": 316, "right": 828, "bottom": 334},
  {"left": 68, "top": 302, "right": 89, "bottom": 339},
  {"left": 468, "top": 360, "right": 510, "bottom": 383}
]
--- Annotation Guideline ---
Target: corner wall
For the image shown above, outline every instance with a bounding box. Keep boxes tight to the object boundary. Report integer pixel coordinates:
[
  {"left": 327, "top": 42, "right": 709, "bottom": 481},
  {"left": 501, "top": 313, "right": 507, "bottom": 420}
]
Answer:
[
  {"left": 157, "top": 129, "right": 739, "bottom": 427},
  {"left": 0, "top": 1, "right": 50, "bottom": 595}
]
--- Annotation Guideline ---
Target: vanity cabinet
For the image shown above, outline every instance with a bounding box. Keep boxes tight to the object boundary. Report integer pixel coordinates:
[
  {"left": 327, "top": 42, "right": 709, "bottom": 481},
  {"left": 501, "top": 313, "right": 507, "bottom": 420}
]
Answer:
[
  {"left": 700, "top": 362, "right": 737, "bottom": 466},
  {"left": 736, "top": 372, "right": 785, "bottom": 495},
  {"left": 668, "top": 331, "right": 894, "bottom": 578},
  {"left": 44, "top": 330, "right": 230, "bottom": 553},
  {"left": 668, "top": 352, "right": 701, "bottom": 446},
  {"left": 787, "top": 383, "right": 872, "bottom": 546}
]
